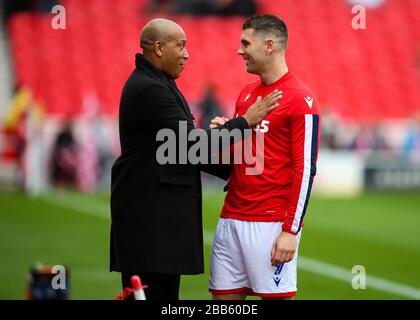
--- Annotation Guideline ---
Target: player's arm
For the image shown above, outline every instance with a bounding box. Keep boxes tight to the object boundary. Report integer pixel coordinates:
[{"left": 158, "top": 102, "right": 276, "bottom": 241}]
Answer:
[
  {"left": 283, "top": 111, "right": 320, "bottom": 235},
  {"left": 142, "top": 82, "right": 281, "bottom": 165},
  {"left": 141, "top": 81, "right": 248, "bottom": 138},
  {"left": 201, "top": 89, "right": 245, "bottom": 179},
  {"left": 143, "top": 82, "right": 281, "bottom": 134},
  {"left": 271, "top": 103, "right": 320, "bottom": 265},
  {"left": 200, "top": 89, "right": 283, "bottom": 179}
]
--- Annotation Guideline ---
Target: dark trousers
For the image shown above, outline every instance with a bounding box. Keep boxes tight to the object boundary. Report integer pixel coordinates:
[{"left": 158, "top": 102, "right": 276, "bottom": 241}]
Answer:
[{"left": 121, "top": 272, "right": 181, "bottom": 300}]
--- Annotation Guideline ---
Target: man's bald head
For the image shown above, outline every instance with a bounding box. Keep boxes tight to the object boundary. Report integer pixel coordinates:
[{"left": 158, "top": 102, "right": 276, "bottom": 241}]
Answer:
[
  {"left": 140, "top": 18, "right": 184, "bottom": 51},
  {"left": 139, "top": 18, "right": 189, "bottom": 79}
]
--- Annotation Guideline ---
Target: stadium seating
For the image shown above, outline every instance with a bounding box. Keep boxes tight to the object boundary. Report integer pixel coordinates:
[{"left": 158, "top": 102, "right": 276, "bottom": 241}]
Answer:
[{"left": 6, "top": 0, "right": 420, "bottom": 122}]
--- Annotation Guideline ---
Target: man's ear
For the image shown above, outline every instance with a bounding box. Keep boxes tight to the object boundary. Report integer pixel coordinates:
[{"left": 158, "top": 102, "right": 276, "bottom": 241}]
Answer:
[
  {"left": 154, "top": 41, "right": 164, "bottom": 57},
  {"left": 265, "top": 38, "right": 275, "bottom": 55}
]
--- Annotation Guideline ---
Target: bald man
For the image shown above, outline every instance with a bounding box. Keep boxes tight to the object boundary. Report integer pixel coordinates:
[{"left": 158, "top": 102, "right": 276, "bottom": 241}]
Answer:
[{"left": 110, "top": 18, "right": 281, "bottom": 300}]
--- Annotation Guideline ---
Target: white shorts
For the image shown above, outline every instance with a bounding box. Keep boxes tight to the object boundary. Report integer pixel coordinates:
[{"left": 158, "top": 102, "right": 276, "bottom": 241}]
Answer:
[{"left": 209, "top": 218, "right": 301, "bottom": 298}]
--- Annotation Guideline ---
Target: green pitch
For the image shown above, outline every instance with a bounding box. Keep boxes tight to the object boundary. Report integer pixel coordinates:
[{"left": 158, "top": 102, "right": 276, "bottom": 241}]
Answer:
[{"left": 0, "top": 188, "right": 419, "bottom": 300}]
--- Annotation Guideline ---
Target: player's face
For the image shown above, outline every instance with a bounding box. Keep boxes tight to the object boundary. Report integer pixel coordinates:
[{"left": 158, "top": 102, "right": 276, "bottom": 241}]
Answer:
[
  {"left": 237, "top": 28, "right": 266, "bottom": 74},
  {"left": 161, "top": 29, "right": 189, "bottom": 79}
]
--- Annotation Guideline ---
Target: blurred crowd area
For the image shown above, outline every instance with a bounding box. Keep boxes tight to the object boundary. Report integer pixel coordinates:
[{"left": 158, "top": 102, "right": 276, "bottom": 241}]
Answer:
[
  {"left": 321, "top": 108, "right": 420, "bottom": 163},
  {"left": 0, "top": 0, "right": 419, "bottom": 193},
  {"left": 2, "top": 0, "right": 258, "bottom": 19}
]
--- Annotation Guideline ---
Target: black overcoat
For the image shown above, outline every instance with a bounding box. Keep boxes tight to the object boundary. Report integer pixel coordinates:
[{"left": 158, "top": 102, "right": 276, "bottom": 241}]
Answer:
[{"left": 110, "top": 53, "right": 248, "bottom": 274}]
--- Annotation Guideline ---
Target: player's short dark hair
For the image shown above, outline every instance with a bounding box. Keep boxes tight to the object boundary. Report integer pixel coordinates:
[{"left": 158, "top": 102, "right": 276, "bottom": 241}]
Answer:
[{"left": 242, "top": 14, "right": 288, "bottom": 49}]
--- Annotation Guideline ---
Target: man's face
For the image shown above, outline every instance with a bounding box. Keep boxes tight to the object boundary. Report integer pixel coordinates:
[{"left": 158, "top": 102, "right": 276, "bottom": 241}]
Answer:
[
  {"left": 161, "top": 28, "right": 189, "bottom": 79},
  {"left": 237, "top": 28, "right": 267, "bottom": 74}
]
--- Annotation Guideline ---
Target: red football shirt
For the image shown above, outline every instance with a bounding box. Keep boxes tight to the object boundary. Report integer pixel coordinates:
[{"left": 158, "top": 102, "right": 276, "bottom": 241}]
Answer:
[{"left": 221, "top": 71, "right": 321, "bottom": 234}]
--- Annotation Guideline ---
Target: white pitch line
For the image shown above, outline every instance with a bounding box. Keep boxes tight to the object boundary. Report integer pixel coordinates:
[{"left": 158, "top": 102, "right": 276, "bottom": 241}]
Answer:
[
  {"left": 295, "top": 255, "right": 420, "bottom": 300},
  {"left": 41, "top": 190, "right": 420, "bottom": 300}
]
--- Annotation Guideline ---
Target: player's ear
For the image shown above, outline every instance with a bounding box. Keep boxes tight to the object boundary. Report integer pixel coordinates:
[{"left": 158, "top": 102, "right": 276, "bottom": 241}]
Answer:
[{"left": 265, "top": 39, "right": 275, "bottom": 55}]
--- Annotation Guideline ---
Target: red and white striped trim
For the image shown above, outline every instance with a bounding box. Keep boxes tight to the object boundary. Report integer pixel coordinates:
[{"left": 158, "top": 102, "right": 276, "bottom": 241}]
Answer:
[{"left": 291, "top": 114, "right": 314, "bottom": 233}]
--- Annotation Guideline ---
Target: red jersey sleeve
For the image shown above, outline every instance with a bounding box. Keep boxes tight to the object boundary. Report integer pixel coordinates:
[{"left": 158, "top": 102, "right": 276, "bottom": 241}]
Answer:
[{"left": 282, "top": 96, "right": 321, "bottom": 235}]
